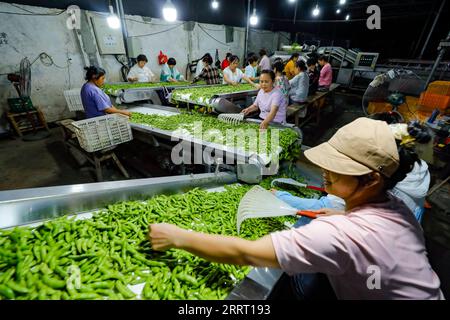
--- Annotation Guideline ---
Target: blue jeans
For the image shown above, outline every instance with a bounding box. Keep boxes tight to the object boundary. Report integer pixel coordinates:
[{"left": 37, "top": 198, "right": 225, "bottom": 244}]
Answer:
[{"left": 291, "top": 217, "right": 337, "bottom": 300}]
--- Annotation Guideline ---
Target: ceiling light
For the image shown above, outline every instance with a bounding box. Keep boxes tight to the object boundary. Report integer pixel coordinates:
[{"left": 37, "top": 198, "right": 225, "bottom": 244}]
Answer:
[
  {"left": 346, "top": 14, "right": 350, "bottom": 20},
  {"left": 340, "top": 0, "right": 346, "bottom": 5},
  {"left": 107, "top": 5, "right": 120, "bottom": 29},
  {"left": 312, "top": 5, "right": 320, "bottom": 17},
  {"left": 336, "top": 8, "right": 341, "bottom": 14},
  {"left": 162, "top": 0, "right": 177, "bottom": 22},
  {"left": 211, "top": 0, "right": 219, "bottom": 9},
  {"left": 250, "top": 8, "right": 258, "bottom": 26},
  {"left": 288, "top": 0, "right": 297, "bottom": 3}
]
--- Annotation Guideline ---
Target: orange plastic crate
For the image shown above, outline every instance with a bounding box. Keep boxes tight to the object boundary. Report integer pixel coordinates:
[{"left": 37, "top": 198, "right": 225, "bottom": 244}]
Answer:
[
  {"left": 418, "top": 92, "right": 450, "bottom": 111},
  {"left": 427, "top": 81, "right": 450, "bottom": 96}
]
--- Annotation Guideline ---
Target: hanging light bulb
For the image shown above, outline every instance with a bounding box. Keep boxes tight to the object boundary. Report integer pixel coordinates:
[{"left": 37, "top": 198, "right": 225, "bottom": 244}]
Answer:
[
  {"left": 345, "top": 14, "right": 350, "bottom": 20},
  {"left": 250, "top": 8, "right": 258, "bottom": 26},
  {"left": 312, "top": 5, "right": 320, "bottom": 17},
  {"left": 339, "top": 0, "right": 346, "bottom": 5},
  {"left": 288, "top": 0, "right": 297, "bottom": 3},
  {"left": 162, "top": 0, "right": 177, "bottom": 22},
  {"left": 211, "top": 0, "right": 219, "bottom": 9},
  {"left": 336, "top": 8, "right": 341, "bottom": 14},
  {"left": 107, "top": 5, "right": 121, "bottom": 29}
]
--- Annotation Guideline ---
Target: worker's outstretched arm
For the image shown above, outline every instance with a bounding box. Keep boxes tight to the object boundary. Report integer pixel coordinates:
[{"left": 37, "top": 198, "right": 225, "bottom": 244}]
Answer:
[
  {"left": 105, "top": 106, "right": 131, "bottom": 117},
  {"left": 148, "top": 223, "right": 280, "bottom": 268}
]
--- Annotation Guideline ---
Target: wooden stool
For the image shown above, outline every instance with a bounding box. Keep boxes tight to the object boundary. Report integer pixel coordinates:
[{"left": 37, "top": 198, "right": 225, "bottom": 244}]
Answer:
[
  {"left": 59, "top": 120, "right": 129, "bottom": 182},
  {"left": 7, "top": 108, "right": 49, "bottom": 137}
]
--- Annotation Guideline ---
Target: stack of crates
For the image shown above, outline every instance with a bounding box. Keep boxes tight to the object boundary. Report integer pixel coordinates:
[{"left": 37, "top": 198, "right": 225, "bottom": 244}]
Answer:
[
  {"left": 7, "top": 97, "right": 36, "bottom": 113},
  {"left": 417, "top": 81, "right": 450, "bottom": 118}
]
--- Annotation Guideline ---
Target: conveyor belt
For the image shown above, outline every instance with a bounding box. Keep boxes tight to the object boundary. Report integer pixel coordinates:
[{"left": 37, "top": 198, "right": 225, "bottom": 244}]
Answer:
[
  {"left": 0, "top": 173, "right": 283, "bottom": 300},
  {"left": 128, "top": 105, "right": 294, "bottom": 167}
]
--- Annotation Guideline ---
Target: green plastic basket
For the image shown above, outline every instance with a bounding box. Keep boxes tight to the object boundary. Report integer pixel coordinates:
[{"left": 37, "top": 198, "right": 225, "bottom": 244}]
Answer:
[{"left": 8, "top": 97, "right": 35, "bottom": 113}]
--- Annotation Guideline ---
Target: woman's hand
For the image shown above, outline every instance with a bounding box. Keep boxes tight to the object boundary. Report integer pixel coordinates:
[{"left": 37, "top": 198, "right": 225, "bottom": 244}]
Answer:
[
  {"left": 148, "top": 223, "right": 185, "bottom": 251},
  {"left": 241, "top": 107, "right": 252, "bottom": 116},
  {"left": 260, "top": 121, "right": 269, "bottom": 130},
  {"left": 253, "top": 83, "right": 260, "bottom": 89}
]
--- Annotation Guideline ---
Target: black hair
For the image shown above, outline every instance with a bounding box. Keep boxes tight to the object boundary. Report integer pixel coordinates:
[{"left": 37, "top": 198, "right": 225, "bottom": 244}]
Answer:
[
  {"left": 306, "top": 58, "right": 317, "bottom": 67},
  {"left": 290, "top": 53, "right": 300, "bottom": 61},
  {"left": 247, "top": 55, "right": 258, "bottom": 65},
  {"left": 259, "top": 49, "right": 267, "bottom": 57},
  {"left": 318, "top": 55, "right": 329, "bottom": 62},
  {"left": 383, "top": 144, "right": 420, "bottom": 190},
  {"left": 229, "top": 55, "right": 240, "bottom": 64},
  {"left": 296, "top": 60, "right": 307, "bottom": 71},
  {"left": 202, "top": 55, "right": 213, "bottom": 65},
  {"left": 260, "top": 70, "right": 276, "bottom": 82},
  {"left": 201, "top": 53, "right": 212, "bottom": 60},
  {"left": 226, "top": 52, "right": 232, "bottom": 59},
  {"left": 136, "top": 54, "right": 148, "bottom": 62},
  {"left": 272, "top": 61, "right": 285, "bottom": 74},
  {"left": 84, "top": 66, "right": 106, "bottom": 81},
  {"left": 356, "top": 141, "right": 420, "bottom": 191},
  {"left": 167, "top": 58, "right": 177, "bottom": 65}
]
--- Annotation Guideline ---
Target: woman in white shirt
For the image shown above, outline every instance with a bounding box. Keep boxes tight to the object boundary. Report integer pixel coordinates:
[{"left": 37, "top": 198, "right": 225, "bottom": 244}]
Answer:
[
  {"left": 127, "top": 54, "right": 155, "bottom": 83},
  {"left": 223, "top": 55, "right": 257, "bottom": 86}
]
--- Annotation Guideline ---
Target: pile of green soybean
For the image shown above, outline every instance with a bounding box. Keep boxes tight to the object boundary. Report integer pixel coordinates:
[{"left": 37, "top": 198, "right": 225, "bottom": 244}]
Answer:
[{"left": 0, "top": 173, "right": 320, "bottom": 300}]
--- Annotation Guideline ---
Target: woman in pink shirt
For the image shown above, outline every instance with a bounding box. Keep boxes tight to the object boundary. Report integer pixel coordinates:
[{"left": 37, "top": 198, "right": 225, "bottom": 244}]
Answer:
[
  {"left": 148, "top": 118, "right": 444, "bottom": 300},
  {"left": 241, "top": 70, "right": 287, "bottom": 130},
  {"left": 318, "top": 55, "right": 333, "bottom": 91}
]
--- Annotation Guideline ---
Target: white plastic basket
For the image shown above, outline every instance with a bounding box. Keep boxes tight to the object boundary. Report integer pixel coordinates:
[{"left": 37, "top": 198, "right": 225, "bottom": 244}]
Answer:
[
  {"left": 70, "top": 114, "right": 133, "bottom": 152},
  {"left": 64, "top": 88, "right": 84, "bottom": 112}
]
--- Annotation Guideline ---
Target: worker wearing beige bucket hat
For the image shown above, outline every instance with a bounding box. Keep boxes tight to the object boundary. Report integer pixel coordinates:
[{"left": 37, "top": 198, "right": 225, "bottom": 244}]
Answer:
[{"left": 148, "top": 118, "right": 444, "bottom": 300}]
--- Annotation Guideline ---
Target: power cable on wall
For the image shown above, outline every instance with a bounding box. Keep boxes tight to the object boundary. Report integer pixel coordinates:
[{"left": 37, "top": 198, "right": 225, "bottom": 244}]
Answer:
[
  {"left": 0, "top": 3, "right": 67, "bottom": 16},
  {"left": 128, "top": 22, "right": 186, "bottom": 38},
  {"left": 197, "top": 24, "right": 230, "bottom": 46}
]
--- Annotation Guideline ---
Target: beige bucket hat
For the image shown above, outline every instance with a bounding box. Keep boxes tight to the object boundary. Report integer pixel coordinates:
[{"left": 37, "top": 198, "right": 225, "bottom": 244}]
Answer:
[{"left": 304, "top": 118, "right": 400, "bottom": 178}]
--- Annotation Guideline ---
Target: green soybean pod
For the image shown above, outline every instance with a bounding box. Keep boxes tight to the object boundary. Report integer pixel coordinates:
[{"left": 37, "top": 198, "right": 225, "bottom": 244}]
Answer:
[
  {"left": 42, "top": 275, "right": 66, "bottom": 289},
  {"left": 115, "top": 281, "right": 135, "bottom": 299},
  {"left": 7, "top": 281, "right": 30, "bottom": 294},
  {"left": 0, "top": 284, "right": 15, "bottom": 299}
]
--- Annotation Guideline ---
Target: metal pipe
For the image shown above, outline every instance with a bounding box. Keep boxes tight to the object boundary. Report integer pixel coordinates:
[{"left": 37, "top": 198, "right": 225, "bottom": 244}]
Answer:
[
  {"left": 425, "top": 30, "right": 450, "bottom": 88},
  {"left": 116, "top": 0, "right": 130, "bottom": 62},
  {"left": 419, "top": 0, "right": 446, "bottom": 59},
  {"left": 293, "top": 0, "right": 298, "bottom": 24},
  {"left": 244, "top": 0, "right": 251, "bottom": 63}
]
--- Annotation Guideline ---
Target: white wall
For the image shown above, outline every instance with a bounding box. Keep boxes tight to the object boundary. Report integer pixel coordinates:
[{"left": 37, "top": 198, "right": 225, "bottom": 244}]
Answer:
[{"left": 0, "top": 2, "right": 287, "bottom": 122}]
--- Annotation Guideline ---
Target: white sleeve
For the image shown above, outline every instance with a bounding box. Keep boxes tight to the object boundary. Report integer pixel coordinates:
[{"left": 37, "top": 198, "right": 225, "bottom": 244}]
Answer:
[{"left": 127, "top": 66, "right": 137, "bottom": 80}]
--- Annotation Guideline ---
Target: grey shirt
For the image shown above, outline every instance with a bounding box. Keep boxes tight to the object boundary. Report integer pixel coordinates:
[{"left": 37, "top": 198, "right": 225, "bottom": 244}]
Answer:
[{"left": 289, "top": 72, "right": 310, "bottom": 103}]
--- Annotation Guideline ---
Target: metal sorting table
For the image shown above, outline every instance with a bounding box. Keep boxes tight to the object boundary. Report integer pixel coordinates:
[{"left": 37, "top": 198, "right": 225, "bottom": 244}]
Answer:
[
  {"left": 128, "top": 105, "right": 302, "bottom": 171},
  {"left": 169, "top": 86, "right": 259, "bottom": 108},
  {"left": 0, "top": 172, "right": 283, "bottom": 300},
  {"left": 104, "top": 82, "right": 210, "bottom": 104}
]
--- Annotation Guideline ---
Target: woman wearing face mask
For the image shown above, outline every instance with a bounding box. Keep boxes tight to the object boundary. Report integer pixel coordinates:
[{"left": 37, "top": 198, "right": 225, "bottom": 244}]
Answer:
[
  {"left": 148, "top": 118, "right": 444, "bottom": 300},
  {"left": 240, "top": 70, "right": 287, "bottom": 130},
  {"left": 80, "top": 66, "right": 131, "bottom": 119},
  {"left": 222, "top": 55, "right": 258, "bottom": 87}
]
